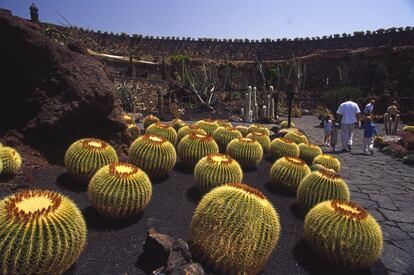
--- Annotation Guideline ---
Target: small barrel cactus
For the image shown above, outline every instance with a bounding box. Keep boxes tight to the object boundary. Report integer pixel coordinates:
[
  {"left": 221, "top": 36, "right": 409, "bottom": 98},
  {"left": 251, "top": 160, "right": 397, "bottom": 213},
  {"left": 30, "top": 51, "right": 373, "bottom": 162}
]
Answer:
[
  {"left": 217, "top": 120, "right": 233, "bottom": 128},
  {"left": 64, "top": 138, "right": 118, "bottom": 183},
  {"left": 194, "top": 154, "right": 243, "bottom": 193},
  {"left": 88, "top": 162, "right": 152, "bottom": 218},
  {"left": 247, "top": 132, "right": 271, "bottom": 153},
  {"left": 270, "top": 157, "right": 311, "bottom": 194},
  {"left": 313, "top": 154, "right": 341, "bottom": 172},
  {"left": 143, "top": 114, "right": 160, "bottom": 129},
  {"left": 122, "top": 114, "right": 134, "bottom": 124},
  {"left": 269, "top": 137, "right": 300, "bottom": 160},
  {"left": 213, "top": 127, "right": 243, "bottom": 152},
  {"left": 190, "top": 183, "right": 281, "bottom": 275},
  {"left": 402, "top": 125, "right": 414, "bottom": 133},
  {"left": 178, "top": 132, "right": 219, "bottom": 169},
  {"left": 304, "top": 200, "right": 383, "bottom": 269},
  {"left": 0, "top": 189, "right": 87, "bottom": 274},
  {"left": 226, "top": 137, "right": 263, "bottom": 169},
  {"left": 248, "top": 124, "right": 270, "bottom": 135},
  {"left": 129, "top": 134, "right": 176, "bottom": 178},
  {"left": 145, "top": 122, "right": 178, "bottom": 145},
  {"left": 285, "top": 130, "right": 309, "bottom": 144},
  {"left": 194, "top": 119, "right": 220, "bottom": 136},
  {"left": 125, "top": 124, "right": 140, "bottom": 140},
  {"left": 170, "top": 118, "right": 186, "bottom": 131},
  {"left": 311, "top": 163, "right": 337, "bottom": 174},
  {"left": 235, "top": 125, "right": 249, "bottom": 136},
  {"left": 177, "top": 125, "right": 207, "bottom": 144},
  {"left": 299, "top": 143, "right": 322, "bottom": 165},
  {"left": 280, "top": 120, "right": 294, "bottom": 128},
  {"left": 297, "top": 170, "right": 350, "bottom": 214},
  {"left": 0, "top": 146, "right": 22, "bottom": 175}
]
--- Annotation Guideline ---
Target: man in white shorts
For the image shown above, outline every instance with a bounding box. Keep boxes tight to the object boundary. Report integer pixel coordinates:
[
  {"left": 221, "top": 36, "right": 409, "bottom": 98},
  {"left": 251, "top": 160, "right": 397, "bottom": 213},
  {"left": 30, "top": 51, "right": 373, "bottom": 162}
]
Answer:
[{"left": 336, "top": 95, "right": 361, "bottom": 152}]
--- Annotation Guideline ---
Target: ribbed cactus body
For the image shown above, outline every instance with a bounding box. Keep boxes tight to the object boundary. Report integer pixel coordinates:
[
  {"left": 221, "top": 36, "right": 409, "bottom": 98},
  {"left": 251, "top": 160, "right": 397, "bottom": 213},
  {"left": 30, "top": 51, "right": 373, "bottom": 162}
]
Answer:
[
  {"left": 304, "top": 200, "right": 383, "bottom": 269},
  {"left": 269, "top": 137, "right": 300, "bottom": 160},
  {"left": 129, "top": 134, "right": 176, "bottom": 178},
  {"left": 270, "top": 157, "right": 311, "bottom": 194},
  {"left": 177, "top": 125, "right": 207, "bottom": 144},
  {"left": 226, "top": 137, "right": 263, "bottom": 169},
  {"left": 310, "top": 163, "right": 336, "bottom": 174},
  {"left": 280, "top": 120, "right": 294, "bottom": 128},
  {"left": 191, "top": 183, "right": 281, "bottom": 275},
  {"left": 194, "top": 119, "right": 220, "bottom": 136},
  {"left": 247, "top": 132, "right": 271, "bottom": 153},
  {"left": 64, "top": 138, "right": 118, "bottom": 183},
  {"left": 170, "top": 118, "right": 186, "bottom": 131},
  {"left": 125, "top": 124, "right": 140, "bottom": 140},
  {"left": 248, "top": 124, "right": 270, "bottom": 135},
  {"left": 0, "top": 189, "right": 87, "bottom": 274},
  {"left": 143, "top": 114, "right": 160, "bottom": 129},
  {"left": 213, "top": 127, "right": 243, "bottom": 152},
  {"left": 88, "top": 163, "right": 152, "bottom": 218},
  {"left": 297, "top": 170, "right": 350, "bottom": 214},
  {"left": 177, "top": 133, "right": 219, "bottom": 169},
  {"left": 299, "top": 143, "right": 322, "bottom": 165},
  {"left": 285, "top": 131, "right": 309, "bottom": 144},
  {"left": 235, "top": 125, "right": 249, "bottom": 137},
  {"left": 312, "top": 154, "right": 341, "bottom": 172},
  {"left": 217, "top": 120, "right": 233, "bottom": 128},
  {"left": 145, "top": 122, "right": 178, "bottom": 144},
  {"left": 194, "top": 154, "right": 243, "bottom": 193},
  {"left": 122, "top": 114, "right": 134, "bottom": 124},
  {"left": 0, "top": 146, "right": 22, "bottom": 175}
]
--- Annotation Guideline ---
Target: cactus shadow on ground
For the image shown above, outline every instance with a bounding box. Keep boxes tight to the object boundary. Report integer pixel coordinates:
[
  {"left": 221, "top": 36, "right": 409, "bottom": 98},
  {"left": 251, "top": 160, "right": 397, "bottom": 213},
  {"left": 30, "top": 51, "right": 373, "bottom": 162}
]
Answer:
[
  {"left": 173, "top": 162, "right": 194, "bottom": 174},
  {"left": 82, "top": 206, "right": 143, "bottom": 231},
  {"left": 185, "top": 185, "right": 203, "bottom": 204},
  {"left": 265, "top": 155, "right": 275, "bottom": 163},
  {"left": 0, "top": 174, "right": 16, "bottom": 182},
  {"left": 151, "top": 175, "right": 170, "bottom": 184},
  {"left": 289, "top": 202, "right": 305, "bottom": 221},
  {"left": 55, "top": 172, "right": 87, "bottom": 193},
  {"left": 264, "top": 181, "right": 296, "bottom": 198}
]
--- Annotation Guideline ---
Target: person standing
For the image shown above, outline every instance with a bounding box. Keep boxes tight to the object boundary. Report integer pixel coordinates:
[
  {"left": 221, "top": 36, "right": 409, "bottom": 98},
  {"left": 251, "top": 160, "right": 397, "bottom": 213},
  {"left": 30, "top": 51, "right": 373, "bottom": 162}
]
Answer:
[
  {"left": 362, "top": 116, "right": 378, "bottom": 155},
  {"left": 336, "top": 95, "right": 361, "bottom": 152},
  {"left": 364, "top": 100, "right": 375, "bottom": 116},
  {"left": 323, "top": 115, "right": 333, "bottom": 146}
]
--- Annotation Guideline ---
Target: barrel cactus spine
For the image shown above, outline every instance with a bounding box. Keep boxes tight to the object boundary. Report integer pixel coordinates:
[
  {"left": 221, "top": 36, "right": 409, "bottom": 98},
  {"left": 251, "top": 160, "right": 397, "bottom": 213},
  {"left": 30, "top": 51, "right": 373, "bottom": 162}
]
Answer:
[
  {"left": 304, "top": 200, "right": 383, "bottom": 269},
  {"left": 143, "top": 114, "right": 160, "bottom": 129},
  {"left": 170, "top": 118, "right": 186, "bottom": 131},
  {"left": 270, "top": 157, "right": 311, "bottom": 194},
  {"left": 0, "top": 146, "right": 22, "bottom": 175},
  {"left": 145, "top": 122, "right": 178, "bottom": 144},
  {"left": 285, "top": 130, "right": 309, "bottom": 144},
  {"left": 269, "top": 137, "right": 300, "bottom": 160},
  {"left": 226, "top": 137, "right": 263, "bottom": 169},
  {"left": 310, "top": 163, "right": 337, "bottom": 174},
  {"left": 125, "top": 124, "right": 140, "bottom": 140},
  {"left": 190, "top": 183, "right": 281, "bottom": 274},
  {"left": 234, "top": 125, "right": 248, "bottom": 137},
  {"left": 213, "top": 127, "right": 243, "bottom": 153},
  {"left": 248, "top": 124, "right": 270, "bottom": 135},
  {"left": 177, "top": 125, "right": 207, "bottom": 144},
  {"left": 0, "top": 189, "right": 87, "bottom": 274},
  {"left": 194, "top": 119, "right": 220, "bottom": 136},
  {"left": 299, "top": 143, "right": 322, "bottom": 165},
  {"left": 177, "top": 132, "right": 219, "bottom": 169},
  {"left": 247, "top": 132, "right": 271, "bottom": 153},
  {"left": 312, "top": 154, "right": 341, "bottom": 172}
]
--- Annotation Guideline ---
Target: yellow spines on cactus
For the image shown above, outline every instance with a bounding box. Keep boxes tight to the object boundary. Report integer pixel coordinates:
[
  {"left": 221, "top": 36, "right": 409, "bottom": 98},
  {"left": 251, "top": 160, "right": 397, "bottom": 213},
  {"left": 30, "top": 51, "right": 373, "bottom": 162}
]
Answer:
[
  {"left": 190, "top": 183, "right": 281, "bottom": 275},
  {"left": 213, "top": 126, "right": 242, "bottom": 152},
  {"left": 125, "top": 124, "right": 140, "bottom": 140},
  {"left": 122, "top": 114, "right": 134, "bottom": 124},
  {"left": 312, "top": 154, "right": 341, "bottom": 172},
  {"left": 304, "top": 200, "right": 383, "bottom": 269},
  {"left": 217, "top": 120, "right": 233, "bottom": 128},
  {"left": 0, "top": 189, "right": 87, "bottom": 274},
  {"left": 248, "top": 124, "right": 270, "bottom": 135},
  {"left": 0, "top": 146, "right": 22, "bottom": 175},
  {"left": 284, "top": 130, "right": 308, "bottom": 144},
  {"left": 129, "top": 134, "right": 176, "bottom": 178},
  {"left": 194, "top": 154, "right": 243, "bottom": 193},
  {"left": 64, "top": 138, "right": 118, "bottom": 183},
  {"left": 235, "top": 125, "right": 249, "bottom": 136},
  {"left": 177, "top": 125, "right": 207, "bottom": 144},
  {"left": 194, "top": 119, "right": 220, "bottom": 136},
  {"left": 270, "top": 157, "right": 311, "bottom": 194},
  {"left": 88, "top": 162, "right": 152, "bottom": 218},
  {"left": 299, "top": 143, "right": 322, "bottom": 165},
  {"left": 247, "top": 132, "right": 271, "bottom": 153},
  {"left": 402, "top": 125, "right": 414, "bottom": 133},
  {"left": 269, "top": 137, "right": 300, "bottom": 160},
  {"left": 280, "top": 120, "right": 294, "bottom": 128},
  {"left": 143, "top": 114, "right": 160, "bottom": 129},
  {"left": 177, "top": 132, "right": 219, "bottom": 169},
  {"left": 145, "top": 122, "right": 178, "bottom": 145},
  {"left": 226, "top": 137, "right": 263, "bottom": 169},
  {"left": 170, "top": 118, "right": 186, "bottom": 131},
  {"left": 311, "top": 163, "right": 336, "bottom": 174},
  {"left": 297, "top": 170, "right": 350, "bottom": 214}
]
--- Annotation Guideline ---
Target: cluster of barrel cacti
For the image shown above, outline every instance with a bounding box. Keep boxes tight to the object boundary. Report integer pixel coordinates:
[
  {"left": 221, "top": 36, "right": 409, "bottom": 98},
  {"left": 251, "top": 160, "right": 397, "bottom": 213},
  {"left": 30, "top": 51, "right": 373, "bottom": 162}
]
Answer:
[{"left": 0, "top": 145, "right": 22, "bottom": 176}]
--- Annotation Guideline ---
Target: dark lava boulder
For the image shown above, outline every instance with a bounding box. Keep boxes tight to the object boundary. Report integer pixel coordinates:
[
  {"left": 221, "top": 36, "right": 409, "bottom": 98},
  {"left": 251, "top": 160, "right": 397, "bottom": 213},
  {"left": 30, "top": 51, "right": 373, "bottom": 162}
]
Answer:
[{"left": 0, "top": 13, "right": 125, "bottom": 163}]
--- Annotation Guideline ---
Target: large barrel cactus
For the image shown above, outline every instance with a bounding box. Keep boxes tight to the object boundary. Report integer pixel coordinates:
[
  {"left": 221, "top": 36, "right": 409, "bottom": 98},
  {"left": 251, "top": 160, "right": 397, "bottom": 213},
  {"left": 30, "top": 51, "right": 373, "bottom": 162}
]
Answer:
[
  {"left": 285, "top": 131, "right": 309, "bottom": 144},
  {"left": 269, "top": 137, "right": 300, "bottom": 160},
  {"left": 0, "top": 146, "right": 22, "bottom": 175},
  {"left": 312, "top": 154, "right": 341, "bottom": 172},
  {"left": 217, "top": 120, "right": 233, "bottom": 128},
  {"left": 226, "top": 137, "right": 263, "bottom": 169},
  {"left": 248, "top": 124, "right": 270, "bottom": 135},
  {"left": 177, "top": 125, "right": 207, "bottom": 144},
  {"left": 247, "top": 132, "right": 271, "bottom": 153},
  {"left": 190, "top": 183, "right": 281, "bottom": 274},
  {"left": 297, "top": 170, "right": 350, "bottom": 214},
  {"left": 194, "top": 154, "right": 243, "bottom": 193},
  {"left": 304, "top": 200, "right": 383, "bottom": 269},
  {"left": 170, "top": 118, "right": 186, "bottom": 132},
  {"left": 270, "top": 157, "right": 311, "bottom": 194},
  {"left": 213, "top": 127, "right": 242, "bottom": 152},
  {"left": 0, "top": 189, "right": 87, "bottom": 274},
  {"left": 88, "top": 162, "right": 152, "bottom": 218},
  {"left": 194, "top": 119, "right": 220, "bottom": 136},
  {"left": 64, "top": 138, "right": 118, "bottom": 183},
  {"left": 145, "top": 122, "right": 178, "bottom": 145},
  {"left": 235, "top": 125, "right": 249, "bottom": 137},
  {"left": 177, "top": 132, "right": 219, "bottom": 169},
  {"left": 129, "top": 134, "right": 176, "bottom": 178},
  {"left": 143, "top": 114, "right": 160, "bottom": 129},
  {"left": 299, "top": 143, "right": 322, "bottom": 165}
]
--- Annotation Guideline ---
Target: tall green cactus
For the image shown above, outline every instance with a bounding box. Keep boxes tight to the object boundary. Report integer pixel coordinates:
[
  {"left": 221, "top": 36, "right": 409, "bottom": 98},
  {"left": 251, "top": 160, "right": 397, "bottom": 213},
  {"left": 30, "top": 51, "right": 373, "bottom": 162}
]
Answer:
[
  {"left": 177, "top": 125, "right": 207, "bottom": 144},
  {"left": 177, "top": 132, "right": 219, "bottom": 169},
  {"left": 194, "top": 119, "right": 220, "bottom": 136},
  {"left": 298, "top": 143, "right": 322, "bottom": 165},
  {"left": 0, "top": 146, "right": 22, "bottom": 175},
  {"left": 145, "top": 122, "right": 178, "bottom": 145},
  {"left": 312, "top": 154, "right": 341, "bottom": 172},
  {"left": 270, "top": 157, "right": 311, "bottom": 194},
  {"left": 226, "top": 137, "right": 263, "bottom": 169},
  {"left": 247, "top": 132, "right": 271, "bottom": 153},
  {"left": 213, "top": 127, "right": 243, "bottom": 153},
  {"left": 143, "top": 114, "right": 160, "bottom": 129},
  {"left": 269, "top": 137, "right": 300, "bottom": 160}
]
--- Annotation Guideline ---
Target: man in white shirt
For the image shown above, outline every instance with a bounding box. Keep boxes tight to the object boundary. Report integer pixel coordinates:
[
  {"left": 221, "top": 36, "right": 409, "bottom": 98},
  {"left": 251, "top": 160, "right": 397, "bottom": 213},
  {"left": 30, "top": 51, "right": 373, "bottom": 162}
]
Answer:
[
  {"left": 336, "top": 96, "right": 361, "bottom": 152},
  {"left": 364, "top": 100, "right": 375, "bottom": 115}
]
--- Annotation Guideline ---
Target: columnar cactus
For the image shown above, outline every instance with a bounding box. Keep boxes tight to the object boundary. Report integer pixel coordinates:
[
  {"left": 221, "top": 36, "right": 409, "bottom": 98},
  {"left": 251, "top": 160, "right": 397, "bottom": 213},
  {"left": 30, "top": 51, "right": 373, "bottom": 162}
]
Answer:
[
  {"left": 217, "top": 120, "right": 233, "bottom": 128},
  {"left": 213, "top": 127, "right": 243, "bottom": 152},
  {"left": 285, "top": 131, "right": 309, "bottom": 144},
  {"left": 194, "top": 154, "right": 243, "bottom": 193},
  {"left": 190, "top": 183, "right": 281, "bottom": 274},
  {"left": 248, "top": 124, "right": 270, "bottom": 135},
  {"left": 247, "top": 132, "right": 271, "bottom": 153},
  {"left": 299, "top": 143, "right": 322, "bottom": 165},
  {"left": 64, "top": 138, "right": 118, "bottom": 183},
  {"left": 145, "top": 122, "right": 178, "bottom": 144},
  {"left": 312, "top": 154, "right": 341, "bottom": 172},
  {"left": 244, "top": 86, "right": 252, "bottom": 122},
  {"left": 177, "top": 132, "right": 219, "bottom": 169},
  {"left": 252, "top": 87, "right": 258, "bottom": 120},
  {"left": 226, "top": 137, "right": 263, "bottom": 169},
  {"left": 194, "top": 119, "right": 220, "bottom": 136},
  {"left": 0, "top": 189, "right": 87, "bottom": 274},
  {"left": 304, "top": 200, "right": 383, "bottom": 269},
  {"left": 235, "top": 125, "right": 249, "bottom": 137},
  {"left": 270, "top": 157, "right": 311, "bottom": 194},
  {"left": 297, "top": 170, "right": 350, "bottom": 214},
  {"left": 269, "top": 137, "right": 300, "bottom": 160},
  {"left": 170, "top": 118, "right": 186, "bottom": 132},
  {"left": 0, "top": 146, "right": 22, "bottom": 175},
  {"left": 143, "top": 114, "right": 160, "bottom": 129},
  {"left": 129, "top": 134, "right": 176, "bottom": 178},
  {"left": 88, "top": 162, "right": 152, "bottom": 218},
  {"left": 280, "top": 120, "right": 294, "bottom": 129},
  {"left": 177, "top": 125, "right": 207, "bottom": 144}
]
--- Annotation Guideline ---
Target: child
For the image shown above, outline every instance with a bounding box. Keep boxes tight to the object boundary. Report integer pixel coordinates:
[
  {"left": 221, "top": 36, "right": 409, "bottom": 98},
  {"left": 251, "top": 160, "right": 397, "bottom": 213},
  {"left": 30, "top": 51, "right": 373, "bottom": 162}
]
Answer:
[
  {"left": 331, "top": 122, "right": 339, "bottom": 152},
  {"left": 323, "top": 115, "right": 333, "bottom": 146},
  {"left": 362, "top": 116, "right": 378, "bottom": 155}
]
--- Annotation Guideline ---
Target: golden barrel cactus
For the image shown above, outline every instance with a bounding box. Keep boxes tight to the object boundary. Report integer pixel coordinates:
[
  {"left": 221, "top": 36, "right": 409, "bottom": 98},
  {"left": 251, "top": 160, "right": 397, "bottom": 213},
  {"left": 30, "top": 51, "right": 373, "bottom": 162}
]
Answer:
[
  {"left": 194, "top": 119, "right": 220, "bottom": 136},
  {"left": 270, "top": 157, "right": 311, "bottom": 194},
  {"left": 247, "top": 132, "right": 271, "bottom": 153},
  {"left": 248, "top": 124, "right": 270, "bottom": 135},
  {"left": 0, "top": 146, "right": 22, "bottom": 175},
  {"left": 129, "top": 134, "right": 176, "bottom": 178},
  {"left": 88, "top": 162, "right": 152, "bottom": 218},
  {"left": 194, "top": 154, "right": 243, "bottom": 193},
  {"left": 170, "top": 118, "right": 186, "bottom": 131},
  {"left": 213, "top": 127, "right": 243, "bottom": 153},
  {"left": 0, "top": 189, "right": 87, "bottom": 274},
  {"left": 122, "top": 114, "right": 134, "bottom": 124},
  {"left": 177, "top": 125, "right": 207, "bottom": 144},
  {"left": 143, "top": 114, "right": 160, "bottom": 129},
  {"left": 284, "top": 130, "right": 308, "bottom": 144},
  {"left": 235, "top": 125, "right": 249, "bottom": 137},
  {"left": 226, "top": 137, "right": 263, "bottom": 169},
  {"left": 125, "top": 124, "right": 140, "bottom": 140},
  {"left": 190, "top": 183, "right": 281, "bottom": 274},
  {"left": 64, "top": 138, "right": 118, "bottom": 183},
  {"left": 177, "top": 132, "right": 219, "bottom": 169},
  {"left": 217, "top": 120, "right": 233, "bottom": 128},
  {"left": 310, "top": 163, "right": 337, "bottom": 174},
  {"left": 312, "top": 154, "right": 341, "bottom": 172},
  {"left": 145, "top": 122, "right": 178, "bottom": 145},
  {"left": 304, "top": 200, "right": 383, "bottom": 269},
  {"left": 402, "top": 125, "right": 414, "bottom": 133},
  {"left": 299, "top": 143, "right": 322, "bottom": 165},
  {"left": 269, "top": 137, "right": 300, "bottom": 160},
  {"left": 280, "top": 120, "right": 294, "bottom": 128}
]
